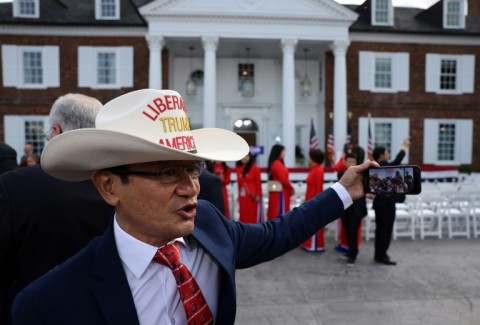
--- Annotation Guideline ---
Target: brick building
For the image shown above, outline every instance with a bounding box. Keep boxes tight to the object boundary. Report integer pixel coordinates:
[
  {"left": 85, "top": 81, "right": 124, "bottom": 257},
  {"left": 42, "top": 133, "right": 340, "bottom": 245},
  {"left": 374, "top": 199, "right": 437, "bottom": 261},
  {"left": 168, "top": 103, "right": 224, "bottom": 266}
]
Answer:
[{"left": 0, "top": 0, "right": 479, "bottom": 170}]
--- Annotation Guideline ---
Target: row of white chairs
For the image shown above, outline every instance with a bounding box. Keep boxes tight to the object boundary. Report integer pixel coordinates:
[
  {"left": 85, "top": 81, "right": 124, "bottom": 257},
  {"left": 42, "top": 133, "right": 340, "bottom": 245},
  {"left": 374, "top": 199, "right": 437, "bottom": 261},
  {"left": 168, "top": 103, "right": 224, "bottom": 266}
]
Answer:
[{"left": 364, "top": 192, "right": 480, "bottom": 241}]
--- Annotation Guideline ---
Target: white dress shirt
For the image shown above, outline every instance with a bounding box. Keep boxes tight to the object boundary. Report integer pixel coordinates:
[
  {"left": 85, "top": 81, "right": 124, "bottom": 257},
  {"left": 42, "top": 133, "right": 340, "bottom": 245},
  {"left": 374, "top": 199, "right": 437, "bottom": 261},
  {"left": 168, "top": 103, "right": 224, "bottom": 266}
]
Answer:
[{"left": 114, "top": 218, "right": 220, "bottom": 325}]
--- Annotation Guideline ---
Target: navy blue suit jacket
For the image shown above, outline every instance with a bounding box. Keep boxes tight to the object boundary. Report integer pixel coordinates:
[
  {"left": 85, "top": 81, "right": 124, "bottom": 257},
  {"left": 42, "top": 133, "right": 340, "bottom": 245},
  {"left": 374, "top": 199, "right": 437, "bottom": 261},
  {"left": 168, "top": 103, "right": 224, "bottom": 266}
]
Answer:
[{"left": 12, "top": 188, "right": 344, "bottom": 324}]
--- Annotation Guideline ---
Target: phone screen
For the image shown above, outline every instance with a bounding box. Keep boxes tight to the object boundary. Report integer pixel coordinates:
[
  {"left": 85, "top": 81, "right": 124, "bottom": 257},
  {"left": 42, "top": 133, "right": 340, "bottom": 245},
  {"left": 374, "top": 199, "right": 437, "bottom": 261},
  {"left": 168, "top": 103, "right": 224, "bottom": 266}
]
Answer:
[{"left": 366, "top": 165, "right": 421, "bottom": 195}]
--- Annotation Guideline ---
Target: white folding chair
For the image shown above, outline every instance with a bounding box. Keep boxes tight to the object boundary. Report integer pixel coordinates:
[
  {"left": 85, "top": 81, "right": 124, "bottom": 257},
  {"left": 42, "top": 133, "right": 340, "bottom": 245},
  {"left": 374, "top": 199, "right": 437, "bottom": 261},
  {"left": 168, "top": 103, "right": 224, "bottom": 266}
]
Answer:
[
  {"left": 364, "top": 202, "right": 376, "bottom": 241},
  {"left": 393, "top": 196, "right": 417, "bottom": 240},
  {"left": 444, "top": 193, "right": 471, "bottom": 239},
  {"left": 417, "top": 195, "right": 445, "bottom": 239},
  {"left": 470, "top": 195, "right": 480, "bottom": 238}
]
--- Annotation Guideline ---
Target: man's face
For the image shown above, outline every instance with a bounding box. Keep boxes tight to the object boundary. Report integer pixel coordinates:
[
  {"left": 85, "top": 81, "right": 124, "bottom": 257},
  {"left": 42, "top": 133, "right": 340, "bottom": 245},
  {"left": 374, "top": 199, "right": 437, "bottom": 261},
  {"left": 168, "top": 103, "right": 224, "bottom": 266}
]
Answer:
[
  {"left": 101, "top": 160, "right": 201, "bottom": 247},
  {"left": 345, "top": 157, "right": 357, "bottom": 168}
]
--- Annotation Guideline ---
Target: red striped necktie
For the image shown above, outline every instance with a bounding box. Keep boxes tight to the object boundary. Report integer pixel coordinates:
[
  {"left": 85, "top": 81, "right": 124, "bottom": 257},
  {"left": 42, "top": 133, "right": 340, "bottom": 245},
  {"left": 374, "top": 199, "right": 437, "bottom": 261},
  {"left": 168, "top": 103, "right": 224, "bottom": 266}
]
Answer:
[{"left": 153, "top": 242, "right": 213, "bottom": 325}]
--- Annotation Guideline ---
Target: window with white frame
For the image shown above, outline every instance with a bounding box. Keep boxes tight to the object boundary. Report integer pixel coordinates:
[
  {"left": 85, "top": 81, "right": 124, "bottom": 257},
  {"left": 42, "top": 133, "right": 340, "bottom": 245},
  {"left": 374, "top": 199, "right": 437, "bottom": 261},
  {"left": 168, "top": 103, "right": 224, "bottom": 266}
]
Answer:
[
  {"left": 372, "top": 0, "right": 393, "bottom": 26},
  {"left": 4, "top": 115, "right": 50, "bottom": 163},
  {"left": 358, "top": 117, "right": 410, "bottom": 163},
  {"left": 22, "top": 50, "right": 43, "bottom": 85},
  {"left": 97, "top": 52, "right": 116, "bottom": 85},
  {"left": 425, "top": 54, "right": 475, "bottom": 94},
  {"left": 359, "top": 51, "right": 409, "bottom": 93},
  {"left": 424, "top": 119, "right": 472, "bottom": 165},
  {"left": 1, "top": 45, "right": 59, "bottom": 89},
  {"left": 78, "top": 46, "right": 133, "bottom": 89},
  {"left": 13, "top": 0, "right": 39, "bottom": 18},
  {"left": 95, "top": 0, "right": 120, "bottom": 20},
  {"left": 443, "top": 0, "right": 466, "bottom": 29},
  {"left": 374, "top": 57, "right": 392, "bottom": 89}
]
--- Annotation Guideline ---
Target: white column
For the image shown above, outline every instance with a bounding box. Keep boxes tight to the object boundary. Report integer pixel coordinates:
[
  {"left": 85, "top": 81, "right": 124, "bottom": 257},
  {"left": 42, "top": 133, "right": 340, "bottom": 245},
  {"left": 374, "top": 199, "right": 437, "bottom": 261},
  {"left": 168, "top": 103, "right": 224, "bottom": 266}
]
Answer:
[
  {"left": 145, "top": 35, "right": 164, "bottom": 90},
  {"left": 280, "top": 38, "right": 298, "bottom": 167},
  {"left": 202, "top": 36, "right": 219, "bottom": 128},
  {"left": 330, "top": 40, "right": 349, "bottom": 159}
]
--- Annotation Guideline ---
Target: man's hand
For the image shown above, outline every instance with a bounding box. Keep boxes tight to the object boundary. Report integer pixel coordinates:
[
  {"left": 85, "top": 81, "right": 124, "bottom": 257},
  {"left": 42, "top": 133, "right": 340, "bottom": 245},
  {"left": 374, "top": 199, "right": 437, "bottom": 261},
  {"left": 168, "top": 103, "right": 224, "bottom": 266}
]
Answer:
[{"left": 338, "top": 160, "right": 379, "bottom": 200}]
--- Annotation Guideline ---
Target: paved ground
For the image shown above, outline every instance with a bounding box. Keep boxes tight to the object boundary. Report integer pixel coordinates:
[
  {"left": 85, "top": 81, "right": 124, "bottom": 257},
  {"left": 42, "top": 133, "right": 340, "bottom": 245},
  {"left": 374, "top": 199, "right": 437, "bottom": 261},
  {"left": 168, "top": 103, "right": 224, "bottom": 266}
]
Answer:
[{"left": 235, "top": 236, "right": 480, "bottom": 325}]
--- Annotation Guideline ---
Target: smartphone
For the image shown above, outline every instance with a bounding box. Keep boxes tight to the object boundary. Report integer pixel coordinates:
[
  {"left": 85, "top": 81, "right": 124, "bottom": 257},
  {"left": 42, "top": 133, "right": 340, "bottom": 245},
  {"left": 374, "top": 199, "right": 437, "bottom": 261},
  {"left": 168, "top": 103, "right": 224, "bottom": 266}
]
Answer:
[{"left": 364, "top": 165, "right": 421, "bottom": 195}]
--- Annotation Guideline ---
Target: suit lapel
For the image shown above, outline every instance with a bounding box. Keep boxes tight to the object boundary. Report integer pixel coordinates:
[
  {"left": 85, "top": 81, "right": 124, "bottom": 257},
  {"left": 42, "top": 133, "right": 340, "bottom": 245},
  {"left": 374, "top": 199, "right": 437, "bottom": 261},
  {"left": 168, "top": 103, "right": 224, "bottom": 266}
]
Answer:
[{"left": 90, "top": 225, "right": 140, "bottom": 325}]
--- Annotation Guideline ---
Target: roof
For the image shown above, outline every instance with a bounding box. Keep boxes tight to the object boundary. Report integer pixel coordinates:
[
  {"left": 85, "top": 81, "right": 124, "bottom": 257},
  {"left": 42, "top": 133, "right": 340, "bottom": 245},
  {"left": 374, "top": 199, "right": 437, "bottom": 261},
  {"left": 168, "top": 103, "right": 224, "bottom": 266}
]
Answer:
[
  {"left": 0, "top": 0, "right": 478, "bottom": 36},
  {"left": 0, "top": 0, "right": 148, "bottom": 26},
  {"left": 350, "top": 0, "right": 480, "bottom": 36}
]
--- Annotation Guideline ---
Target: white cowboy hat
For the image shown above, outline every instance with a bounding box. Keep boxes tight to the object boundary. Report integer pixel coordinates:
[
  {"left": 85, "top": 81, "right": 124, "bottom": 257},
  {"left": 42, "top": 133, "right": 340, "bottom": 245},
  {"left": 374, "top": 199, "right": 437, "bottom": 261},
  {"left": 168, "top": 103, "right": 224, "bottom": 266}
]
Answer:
[{"left": 41, "top": 89, "right": 249, "bottom": 181}]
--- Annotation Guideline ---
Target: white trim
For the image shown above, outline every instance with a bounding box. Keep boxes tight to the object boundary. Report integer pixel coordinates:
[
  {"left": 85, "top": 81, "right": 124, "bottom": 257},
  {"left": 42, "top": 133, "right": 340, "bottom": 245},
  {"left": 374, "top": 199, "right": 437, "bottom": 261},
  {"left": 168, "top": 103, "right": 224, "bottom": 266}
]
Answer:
[
  {"left": 0, "top": 25, "right": 147, "bottom": 37},
  {"left": 358, "top": 51, "right": 409, "bottom": 93},
  {"left": 443, "top": 0, "right": 466, "bottom": 29},
  {"left": 423, "top": 119, "right": 472, "bottom": 165},
  {"left": 77, "top": 46, "right": 133, "bottom": 89},
  {"left": 425, "top": 53, "right": 475, "bottom": 95},
  {"left": 371, "top": 0, "right": 393, "bottom": 26},
  {"left": 95, "top": 0, "right": 120, "bottom": 20},
  {"left": 13, "top": 0, "right": 40, "bottom": 19},
  {"left": 351, "top": 32, "right": 480, "bottom": 46}
]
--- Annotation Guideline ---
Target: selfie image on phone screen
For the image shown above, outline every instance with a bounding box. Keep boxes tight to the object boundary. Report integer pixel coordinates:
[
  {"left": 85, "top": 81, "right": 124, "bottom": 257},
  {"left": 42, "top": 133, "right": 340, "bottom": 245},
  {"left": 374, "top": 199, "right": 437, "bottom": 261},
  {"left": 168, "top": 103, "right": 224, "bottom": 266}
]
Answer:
[{"left": 367, "top": 166, "right": 421, "bottom": 195}]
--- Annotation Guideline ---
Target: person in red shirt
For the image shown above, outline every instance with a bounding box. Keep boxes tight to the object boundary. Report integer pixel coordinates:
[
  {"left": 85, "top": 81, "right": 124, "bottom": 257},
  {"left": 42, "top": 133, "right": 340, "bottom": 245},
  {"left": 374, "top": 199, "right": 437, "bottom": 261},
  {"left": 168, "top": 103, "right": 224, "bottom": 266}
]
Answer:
[
  {"left": 267, "top": 144, "right": 294, "bottom": 220},
  {"left": 235, "top": 152, "right": 263, "bottom": 223},
  {"left": 302, "top": 149, "right": 326, "bottom": 252}
]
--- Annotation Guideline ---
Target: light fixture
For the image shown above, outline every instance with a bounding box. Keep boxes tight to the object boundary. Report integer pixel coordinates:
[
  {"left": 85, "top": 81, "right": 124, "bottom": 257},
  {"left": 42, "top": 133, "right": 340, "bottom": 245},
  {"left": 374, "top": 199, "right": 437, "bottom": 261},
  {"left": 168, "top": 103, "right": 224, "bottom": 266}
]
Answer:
[
  {"left": 300, "top": 48, "right": 312, "bottom": 97},
  {"left": 186, "top": 46, "right": 196, "bottom": 96},
  {"left": 242, "top": 47, "right": 254, "bottom": 97}
]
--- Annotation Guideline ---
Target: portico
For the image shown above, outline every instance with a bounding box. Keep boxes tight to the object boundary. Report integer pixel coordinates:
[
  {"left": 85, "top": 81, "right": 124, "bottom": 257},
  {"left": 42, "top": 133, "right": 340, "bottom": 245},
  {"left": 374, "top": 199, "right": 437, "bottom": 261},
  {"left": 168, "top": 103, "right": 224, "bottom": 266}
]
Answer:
[{"left": 140, "top": 0, "right": 357, "bottom": 167}]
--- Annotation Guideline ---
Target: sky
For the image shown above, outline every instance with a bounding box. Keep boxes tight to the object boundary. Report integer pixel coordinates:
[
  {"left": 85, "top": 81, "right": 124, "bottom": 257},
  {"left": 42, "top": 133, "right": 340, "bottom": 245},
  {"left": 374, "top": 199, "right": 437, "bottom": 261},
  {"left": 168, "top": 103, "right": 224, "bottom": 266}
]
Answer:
[{"left": 0, "top": 0, "right": 440, "bottom": 7}]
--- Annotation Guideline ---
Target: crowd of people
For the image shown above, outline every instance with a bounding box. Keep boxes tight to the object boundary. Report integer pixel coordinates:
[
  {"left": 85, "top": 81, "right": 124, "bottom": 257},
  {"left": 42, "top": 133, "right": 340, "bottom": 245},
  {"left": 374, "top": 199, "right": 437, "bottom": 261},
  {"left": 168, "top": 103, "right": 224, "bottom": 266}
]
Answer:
[{"left": 0, "top": 88, "right": 414, "bottom": 324}]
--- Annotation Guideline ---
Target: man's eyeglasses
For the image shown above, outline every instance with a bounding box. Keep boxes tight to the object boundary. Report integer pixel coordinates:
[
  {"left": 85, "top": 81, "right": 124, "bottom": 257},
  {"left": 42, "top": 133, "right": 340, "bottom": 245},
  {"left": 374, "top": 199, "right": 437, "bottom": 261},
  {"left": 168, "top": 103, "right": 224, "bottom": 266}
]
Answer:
[
  {"left": 43, "top": 126, "right": 53, "bottom": 141},
  {"left": 108, "top": 162, "right": 205, "bottom": 184}
]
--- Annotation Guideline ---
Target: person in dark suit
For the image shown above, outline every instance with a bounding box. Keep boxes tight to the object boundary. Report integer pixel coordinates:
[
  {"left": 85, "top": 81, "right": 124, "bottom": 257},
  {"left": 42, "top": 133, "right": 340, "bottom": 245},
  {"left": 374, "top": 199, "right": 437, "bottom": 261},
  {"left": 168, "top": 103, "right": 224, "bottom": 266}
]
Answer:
[
  {"left": 372, "top": 138, "right": 410, "bottom": 266},
  {"left": 341, "top": 151, "right": 368, "bottom": 267},
  {"left": 0, "top": 143, "right": 18, "bottom": 175},
  {"left": 0, "top": 94, "right": 114, "bottom": 324},
  {"left": 12, "top": 89, "right": 377, "bottom": 324},
  {"left": 198, "top": 169, "right": 225, "bottom": 214}
]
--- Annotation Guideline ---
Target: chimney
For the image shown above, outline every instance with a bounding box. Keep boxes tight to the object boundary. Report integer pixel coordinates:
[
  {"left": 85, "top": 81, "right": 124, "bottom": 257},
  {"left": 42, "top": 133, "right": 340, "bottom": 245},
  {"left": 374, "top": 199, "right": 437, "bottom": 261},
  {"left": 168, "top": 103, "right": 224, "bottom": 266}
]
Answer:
[{"left": 468, "top": 0, "right": 480, "bottom": 16}]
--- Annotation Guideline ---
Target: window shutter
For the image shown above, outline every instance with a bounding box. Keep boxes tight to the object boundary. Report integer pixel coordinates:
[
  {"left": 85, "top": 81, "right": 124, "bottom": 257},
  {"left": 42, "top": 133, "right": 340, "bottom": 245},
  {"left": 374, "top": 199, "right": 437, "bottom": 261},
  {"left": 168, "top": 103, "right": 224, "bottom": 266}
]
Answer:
[
  {"left": 394, "top": 53, "right": 409, "bottom": 92},
  {"left": 425, "top": 54, "right": 439, "bottom": 93},
  {"left": 43, "top": 46, "right": 59, "bottom": 87},
  {"left": 2, "top": 45, "right": 18, "bottom": 87},
  {"left": 118, "top": 47, "right": 133, "bottom": 88},
  {"left": 458, "top": 119, "right": 473, "bottom": 164},
  {"left": 423, "top": 119, "right": 438, "bottom": 164},
  {"left": 460, "top": 55, "right": 475, "bottom": 94},
  {"left": 78, "top": 47, "right": 93, "bottom": 88},
  {"left": 359, "top": 51, "right": 372, "bottom": 91}
]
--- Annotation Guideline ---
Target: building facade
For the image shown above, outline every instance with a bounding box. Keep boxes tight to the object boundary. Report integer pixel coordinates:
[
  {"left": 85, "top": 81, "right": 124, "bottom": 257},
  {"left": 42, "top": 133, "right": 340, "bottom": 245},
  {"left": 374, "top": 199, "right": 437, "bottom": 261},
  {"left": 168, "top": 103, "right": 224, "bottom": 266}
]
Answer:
[{"left": 0, "top": 0, "right": 478, "bottom": 170}]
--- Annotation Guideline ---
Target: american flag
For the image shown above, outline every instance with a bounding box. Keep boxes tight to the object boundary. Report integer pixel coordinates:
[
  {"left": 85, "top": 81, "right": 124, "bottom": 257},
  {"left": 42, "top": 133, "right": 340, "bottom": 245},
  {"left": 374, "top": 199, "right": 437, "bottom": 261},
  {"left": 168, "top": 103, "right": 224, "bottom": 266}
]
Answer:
[
  {"left": 367, "top": 115, "right": 373, "bottom": 159},
  {"left": 309, "top": 119, "right": 319, "bottom": 150},
  {"left": 326, "top": 125, "right": 335, "bottom": 166}
]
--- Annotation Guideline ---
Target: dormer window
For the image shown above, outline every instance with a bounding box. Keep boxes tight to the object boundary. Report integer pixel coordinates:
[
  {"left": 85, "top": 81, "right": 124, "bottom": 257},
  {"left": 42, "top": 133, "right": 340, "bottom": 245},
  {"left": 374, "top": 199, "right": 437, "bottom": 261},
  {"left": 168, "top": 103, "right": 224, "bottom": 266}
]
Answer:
[
  {"left": 444, "top": 0, "right": 466, "bottom": 29},
  {"left": 13, "top": 0, "right": 39, "bottom": 18},
  {"left": 372, "top": 0, "right": 393, "bottom": 26},
  {"left": 95, "top": 0, "right": 120, "bottom": 20}
]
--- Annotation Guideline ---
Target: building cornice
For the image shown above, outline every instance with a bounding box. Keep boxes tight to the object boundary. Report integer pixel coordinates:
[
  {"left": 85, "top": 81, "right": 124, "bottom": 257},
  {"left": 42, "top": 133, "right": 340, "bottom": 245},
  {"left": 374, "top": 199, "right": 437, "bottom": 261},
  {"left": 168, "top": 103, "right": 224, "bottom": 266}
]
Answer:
[
  {"left": 351, "top": 32, "right": 480, "bottom": 46},
  {"left": 0, "top": 25, "right": 147, "bottom": 37}
]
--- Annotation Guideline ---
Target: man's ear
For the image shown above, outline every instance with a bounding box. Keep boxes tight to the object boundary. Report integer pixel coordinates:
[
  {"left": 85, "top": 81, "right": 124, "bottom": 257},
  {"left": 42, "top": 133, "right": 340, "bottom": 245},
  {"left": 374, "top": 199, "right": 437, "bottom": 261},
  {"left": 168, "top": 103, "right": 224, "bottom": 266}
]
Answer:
[{"left": 91, "top": 171, "right": 119, "bottom": 206}]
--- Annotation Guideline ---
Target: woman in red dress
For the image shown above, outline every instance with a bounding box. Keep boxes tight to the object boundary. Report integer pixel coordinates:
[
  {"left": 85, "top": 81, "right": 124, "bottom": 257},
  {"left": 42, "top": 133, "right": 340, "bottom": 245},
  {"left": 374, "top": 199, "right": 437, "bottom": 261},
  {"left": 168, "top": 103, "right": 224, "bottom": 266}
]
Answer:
[
  {"left": 213, "top": 161, "right": 231, "bottom": 219},
  {"left": 302, "top": 149, "right": 326, "bottom": 252},
  {"left": 236, "top": 153, "right": 264, "bottom": 223},
  {"left": 267, "top": 144, "right": 294, "bottom": 220}
]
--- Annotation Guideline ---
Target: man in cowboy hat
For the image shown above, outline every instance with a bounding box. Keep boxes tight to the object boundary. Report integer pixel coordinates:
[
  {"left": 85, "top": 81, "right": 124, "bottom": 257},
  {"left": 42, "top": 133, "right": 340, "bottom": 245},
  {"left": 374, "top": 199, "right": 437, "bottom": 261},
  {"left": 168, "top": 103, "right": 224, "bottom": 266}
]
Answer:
[{"left": 12, "top": 89, "right": 377, "bottom": 324}]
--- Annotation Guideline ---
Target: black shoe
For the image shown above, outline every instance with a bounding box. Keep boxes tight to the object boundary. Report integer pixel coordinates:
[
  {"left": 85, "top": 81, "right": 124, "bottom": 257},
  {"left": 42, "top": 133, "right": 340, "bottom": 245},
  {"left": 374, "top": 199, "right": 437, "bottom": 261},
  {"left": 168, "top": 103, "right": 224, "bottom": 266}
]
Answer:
[
  {"left": 374, "top": 257, "right": 397, "bottom": 266},
  {"left": 346, "top": 257, "right": 356, "bottom": 267}
]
